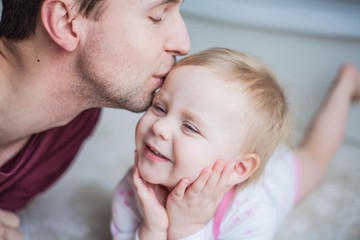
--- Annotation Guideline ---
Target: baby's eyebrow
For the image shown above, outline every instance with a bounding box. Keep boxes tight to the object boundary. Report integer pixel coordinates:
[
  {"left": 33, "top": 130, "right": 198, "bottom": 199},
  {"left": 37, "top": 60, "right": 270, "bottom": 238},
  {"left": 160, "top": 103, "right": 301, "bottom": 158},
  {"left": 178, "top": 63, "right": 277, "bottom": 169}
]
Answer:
[{"left": 182, "top": 109, "right": 208, "bottom": 130}]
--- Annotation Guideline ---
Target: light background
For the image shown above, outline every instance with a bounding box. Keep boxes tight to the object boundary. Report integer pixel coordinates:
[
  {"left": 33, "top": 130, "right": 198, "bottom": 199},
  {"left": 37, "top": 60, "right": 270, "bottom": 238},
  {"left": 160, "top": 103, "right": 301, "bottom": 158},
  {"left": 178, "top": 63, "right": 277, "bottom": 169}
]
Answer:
[{"left": 1, "top": 0, "right": 359, "bottom": 239}]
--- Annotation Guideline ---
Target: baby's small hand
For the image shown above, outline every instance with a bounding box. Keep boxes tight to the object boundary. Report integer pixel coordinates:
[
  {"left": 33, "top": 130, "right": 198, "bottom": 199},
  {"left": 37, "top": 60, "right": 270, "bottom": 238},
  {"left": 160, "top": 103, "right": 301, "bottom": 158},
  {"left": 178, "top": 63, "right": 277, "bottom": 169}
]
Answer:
[
  {"left": 133, "top": 150, "right": 169, "bottom": 240},
  {"left": 133, "top": 167, "right": 169, "bottom": 231},
  {"left": 166, "top": 160, "right": 235, "bottom": 239}
]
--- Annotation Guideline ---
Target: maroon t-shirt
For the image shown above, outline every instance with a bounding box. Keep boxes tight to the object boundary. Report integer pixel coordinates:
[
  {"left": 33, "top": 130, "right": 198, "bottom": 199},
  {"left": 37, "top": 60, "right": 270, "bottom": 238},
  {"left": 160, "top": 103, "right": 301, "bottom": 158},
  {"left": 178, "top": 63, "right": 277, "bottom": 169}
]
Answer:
[{"left": 0, "top": 108, "right": 101, "bottom": 211}]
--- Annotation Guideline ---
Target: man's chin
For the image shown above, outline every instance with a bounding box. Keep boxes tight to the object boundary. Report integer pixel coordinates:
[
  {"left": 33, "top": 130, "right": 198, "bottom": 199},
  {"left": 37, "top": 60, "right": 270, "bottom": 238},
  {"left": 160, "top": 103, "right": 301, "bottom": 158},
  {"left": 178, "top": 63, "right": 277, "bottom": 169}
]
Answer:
[{"left": 122, "top": 97, "right": 152, "bottom": 113}]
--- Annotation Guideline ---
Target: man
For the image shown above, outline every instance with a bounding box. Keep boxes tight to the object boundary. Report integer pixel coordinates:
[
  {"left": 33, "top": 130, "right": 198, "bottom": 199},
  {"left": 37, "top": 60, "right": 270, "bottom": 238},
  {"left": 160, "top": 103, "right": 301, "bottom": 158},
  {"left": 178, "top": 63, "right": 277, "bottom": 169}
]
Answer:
[{"left": 0, "top": 0, "right": 190, "bottom": 238}]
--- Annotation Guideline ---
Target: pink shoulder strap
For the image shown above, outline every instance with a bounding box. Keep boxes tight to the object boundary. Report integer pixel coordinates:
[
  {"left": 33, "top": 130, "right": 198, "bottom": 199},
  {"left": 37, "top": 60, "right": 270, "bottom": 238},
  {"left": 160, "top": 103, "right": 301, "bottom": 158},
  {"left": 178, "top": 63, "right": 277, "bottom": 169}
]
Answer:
[{"left": 213, "top": 188, "right": 235, "bottom": 240}]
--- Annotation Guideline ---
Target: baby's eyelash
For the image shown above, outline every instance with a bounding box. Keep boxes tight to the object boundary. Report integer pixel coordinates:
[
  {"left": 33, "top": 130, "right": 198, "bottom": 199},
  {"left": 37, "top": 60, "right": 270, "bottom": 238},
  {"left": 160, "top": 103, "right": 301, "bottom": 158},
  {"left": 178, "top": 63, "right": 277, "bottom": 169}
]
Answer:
[
  {"left": 152, "top": 103, "right": 166, "bottom": 114},
  {"left": 183, "top": 122, "right": 200, "bottom": 134}
]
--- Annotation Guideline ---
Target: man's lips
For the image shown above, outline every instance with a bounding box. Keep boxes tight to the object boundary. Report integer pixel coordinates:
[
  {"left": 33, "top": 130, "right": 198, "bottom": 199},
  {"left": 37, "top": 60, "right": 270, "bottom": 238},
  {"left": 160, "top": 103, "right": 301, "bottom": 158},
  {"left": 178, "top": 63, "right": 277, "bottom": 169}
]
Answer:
[{"left": 153, "top": 74, "right": 167, "bottom": 87}]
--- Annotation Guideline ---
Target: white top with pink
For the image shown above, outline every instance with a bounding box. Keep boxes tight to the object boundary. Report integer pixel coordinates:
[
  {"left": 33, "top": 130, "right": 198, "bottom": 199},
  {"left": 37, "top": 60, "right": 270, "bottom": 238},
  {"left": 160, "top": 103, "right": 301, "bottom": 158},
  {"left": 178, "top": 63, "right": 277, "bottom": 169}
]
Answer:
[{"left": 111, "top": 146, "right": 300, "bottom": 240}]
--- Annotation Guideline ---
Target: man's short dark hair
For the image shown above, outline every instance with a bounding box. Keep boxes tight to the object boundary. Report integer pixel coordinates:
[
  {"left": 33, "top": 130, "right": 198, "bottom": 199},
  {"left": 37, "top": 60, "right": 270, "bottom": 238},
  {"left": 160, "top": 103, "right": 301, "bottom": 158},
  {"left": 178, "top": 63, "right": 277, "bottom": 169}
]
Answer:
[{"left": 0, "top": 0, "right": 105, "bottom": 41}]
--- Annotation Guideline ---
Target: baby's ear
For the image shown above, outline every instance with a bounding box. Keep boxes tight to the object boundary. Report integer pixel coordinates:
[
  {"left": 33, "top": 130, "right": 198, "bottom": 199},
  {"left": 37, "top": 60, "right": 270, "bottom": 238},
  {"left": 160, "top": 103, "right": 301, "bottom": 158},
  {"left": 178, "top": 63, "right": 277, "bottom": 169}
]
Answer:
[{"left": 232, "top": 153, "right": 260, "bottom": 184}]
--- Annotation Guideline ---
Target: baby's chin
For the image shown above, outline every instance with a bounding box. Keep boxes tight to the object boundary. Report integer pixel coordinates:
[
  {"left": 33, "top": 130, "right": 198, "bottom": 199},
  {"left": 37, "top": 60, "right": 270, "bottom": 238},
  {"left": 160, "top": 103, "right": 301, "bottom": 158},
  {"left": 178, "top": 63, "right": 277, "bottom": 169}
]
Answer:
[
  {"left": 163, "top": 183, "right": 176, "bottom": 192},
  {"left": 153, "top": 180, "right": 181, "bottom": 192},
  {"left": 138, "top": 169, "right": 177, "bottom": 190},
  {"left": 163, "top": 178, "right": 196, "bottom": 192},
  {"left": 137, "top": 166, "right": 193, "bottom": 191}
]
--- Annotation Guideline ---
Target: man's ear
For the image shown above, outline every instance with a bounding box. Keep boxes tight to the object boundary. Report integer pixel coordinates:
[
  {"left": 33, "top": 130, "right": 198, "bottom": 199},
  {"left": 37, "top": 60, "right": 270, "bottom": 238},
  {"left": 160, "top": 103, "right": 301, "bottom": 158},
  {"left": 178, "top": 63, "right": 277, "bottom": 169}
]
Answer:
[
  {"left": 231, "top": 153, "right": 260, "bottom": 184},
  {"left": 41, "top": 0, "right": 80, "bottom": 51}
]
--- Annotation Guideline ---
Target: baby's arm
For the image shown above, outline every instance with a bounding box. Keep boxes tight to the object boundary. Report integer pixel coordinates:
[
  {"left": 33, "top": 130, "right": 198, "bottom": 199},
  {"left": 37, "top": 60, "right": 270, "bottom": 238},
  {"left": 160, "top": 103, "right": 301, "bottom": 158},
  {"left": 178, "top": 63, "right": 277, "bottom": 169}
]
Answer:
[
  {"left": 295, "top": 64, "right": 359, "bottom": 202},
  {"left": 166, "top": 160, "right": 235, "bottom": 239}
]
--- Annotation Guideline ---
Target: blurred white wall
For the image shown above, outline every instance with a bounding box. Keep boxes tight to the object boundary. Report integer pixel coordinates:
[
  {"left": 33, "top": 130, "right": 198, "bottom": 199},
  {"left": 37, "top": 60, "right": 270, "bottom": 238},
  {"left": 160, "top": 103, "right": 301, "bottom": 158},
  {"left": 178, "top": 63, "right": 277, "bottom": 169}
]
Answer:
[{"left": 181, "top": 0, "right": 360, "bottom": 145}]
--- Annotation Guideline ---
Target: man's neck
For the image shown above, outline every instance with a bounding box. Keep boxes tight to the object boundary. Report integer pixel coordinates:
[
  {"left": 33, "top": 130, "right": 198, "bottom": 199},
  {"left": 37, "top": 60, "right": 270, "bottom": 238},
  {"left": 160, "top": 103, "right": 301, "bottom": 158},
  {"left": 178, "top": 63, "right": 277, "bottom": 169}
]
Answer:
[
  {"left": 0, "top": 38, "right": 86, "bottom": 148},
  {"left": 0, "top": 137, "right": 31, "bottom": 168}
]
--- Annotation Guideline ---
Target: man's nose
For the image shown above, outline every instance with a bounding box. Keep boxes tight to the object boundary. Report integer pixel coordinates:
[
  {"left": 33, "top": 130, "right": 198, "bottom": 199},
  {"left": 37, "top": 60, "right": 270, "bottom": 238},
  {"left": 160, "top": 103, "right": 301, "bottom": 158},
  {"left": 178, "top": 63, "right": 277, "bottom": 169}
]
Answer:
[{"left": 164, "top": 13, "right": 190, "bottom": 56}]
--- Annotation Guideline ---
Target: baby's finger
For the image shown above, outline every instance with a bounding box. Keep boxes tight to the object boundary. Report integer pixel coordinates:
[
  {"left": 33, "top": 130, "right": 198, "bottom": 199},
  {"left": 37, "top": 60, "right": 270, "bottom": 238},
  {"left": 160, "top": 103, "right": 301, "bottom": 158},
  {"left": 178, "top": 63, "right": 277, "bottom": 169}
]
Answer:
[
  {"left": 216, "top": 161, "right": 235, "bottom": 194},
  {"left": 133, "top": 167, "right": 140, "bottom": 181},
  {"left": 186, "top": 168, "right": 212, "bottom": 198},
  {"left": 170, "top": 179, "right": 190, "bottom": 201},
  {"left": 133, "top": 168, "right": 155, "bottom": 203},
  {"left": 201, "top": 160, "right": 225, "bottom": 196},
  {"left": 133, "top": 168, "right": 146, "bottom": 191}
]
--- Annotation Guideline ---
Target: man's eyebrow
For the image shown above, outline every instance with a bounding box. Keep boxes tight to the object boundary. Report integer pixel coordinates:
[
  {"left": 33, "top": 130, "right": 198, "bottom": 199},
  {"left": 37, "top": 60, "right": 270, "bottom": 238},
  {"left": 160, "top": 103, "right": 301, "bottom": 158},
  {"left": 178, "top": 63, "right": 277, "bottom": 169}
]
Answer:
[{"left": 149, "top": 0, "right": 183, "bottom": 9}]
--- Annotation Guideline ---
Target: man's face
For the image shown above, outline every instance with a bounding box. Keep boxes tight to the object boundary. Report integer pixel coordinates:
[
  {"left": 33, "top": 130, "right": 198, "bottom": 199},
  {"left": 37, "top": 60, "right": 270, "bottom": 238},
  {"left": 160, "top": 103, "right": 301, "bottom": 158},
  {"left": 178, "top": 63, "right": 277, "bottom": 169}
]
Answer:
[{"left": 77, "top": 0, "right": 190, "bottom": 112}]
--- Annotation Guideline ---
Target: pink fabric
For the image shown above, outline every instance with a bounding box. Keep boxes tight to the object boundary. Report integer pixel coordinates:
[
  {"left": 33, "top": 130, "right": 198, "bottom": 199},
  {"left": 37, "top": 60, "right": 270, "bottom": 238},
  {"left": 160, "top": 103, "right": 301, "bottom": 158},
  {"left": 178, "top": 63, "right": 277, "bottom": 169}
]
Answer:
[
  {"left": 0, "top": 108, "right": 101, "bottom": 211},
  {"left": 213, "top": 188, "right": 236, "bottom": 240}
]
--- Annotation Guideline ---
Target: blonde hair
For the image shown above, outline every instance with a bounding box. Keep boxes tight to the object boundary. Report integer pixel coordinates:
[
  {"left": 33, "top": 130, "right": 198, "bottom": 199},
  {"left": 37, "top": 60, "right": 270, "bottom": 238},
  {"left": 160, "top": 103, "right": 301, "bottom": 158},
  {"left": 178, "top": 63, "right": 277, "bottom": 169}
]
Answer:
[{"left": 176, "top": 47, "right": 291, "bottom": 182}]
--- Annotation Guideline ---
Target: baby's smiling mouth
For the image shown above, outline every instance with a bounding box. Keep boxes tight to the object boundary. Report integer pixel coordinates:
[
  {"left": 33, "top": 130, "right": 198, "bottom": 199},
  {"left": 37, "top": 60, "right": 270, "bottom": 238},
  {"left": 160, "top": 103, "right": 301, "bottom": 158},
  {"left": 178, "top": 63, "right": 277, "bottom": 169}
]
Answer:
[{"left": 146, "top": 144, "right": 170, "bottom": 161}]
